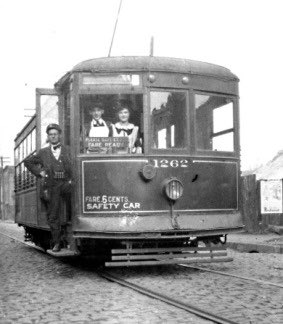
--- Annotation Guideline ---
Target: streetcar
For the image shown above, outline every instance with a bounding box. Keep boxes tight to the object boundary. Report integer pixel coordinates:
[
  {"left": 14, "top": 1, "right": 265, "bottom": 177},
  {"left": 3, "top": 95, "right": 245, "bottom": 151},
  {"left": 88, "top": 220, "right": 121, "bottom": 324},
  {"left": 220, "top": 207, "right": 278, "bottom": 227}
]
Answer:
[{"left": 14, "top": 56, "right": 243, "bottom": 266}]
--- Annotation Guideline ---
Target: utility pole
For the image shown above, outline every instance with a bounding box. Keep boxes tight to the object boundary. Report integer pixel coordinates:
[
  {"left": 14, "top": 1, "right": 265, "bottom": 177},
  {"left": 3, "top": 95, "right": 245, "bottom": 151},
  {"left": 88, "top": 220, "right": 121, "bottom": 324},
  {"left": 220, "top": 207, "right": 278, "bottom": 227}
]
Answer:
[{"left": 0, "top": 156, "right": 11, "bottom": 220}]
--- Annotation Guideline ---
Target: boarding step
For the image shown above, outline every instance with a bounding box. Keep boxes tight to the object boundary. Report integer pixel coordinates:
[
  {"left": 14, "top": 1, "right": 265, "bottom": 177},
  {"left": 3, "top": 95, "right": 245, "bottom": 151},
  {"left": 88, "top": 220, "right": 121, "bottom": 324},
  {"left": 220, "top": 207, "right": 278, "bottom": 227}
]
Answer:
[{"left": 105, "top": 245, "right": 232, "bottom": 267}]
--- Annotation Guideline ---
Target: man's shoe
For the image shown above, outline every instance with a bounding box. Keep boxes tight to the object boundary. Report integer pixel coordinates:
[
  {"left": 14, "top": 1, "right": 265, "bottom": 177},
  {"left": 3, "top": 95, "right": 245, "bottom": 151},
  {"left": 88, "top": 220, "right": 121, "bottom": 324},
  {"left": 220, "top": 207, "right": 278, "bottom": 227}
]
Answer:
[{"left": 52, "top": 243, "right": 61, "bottom": 252}]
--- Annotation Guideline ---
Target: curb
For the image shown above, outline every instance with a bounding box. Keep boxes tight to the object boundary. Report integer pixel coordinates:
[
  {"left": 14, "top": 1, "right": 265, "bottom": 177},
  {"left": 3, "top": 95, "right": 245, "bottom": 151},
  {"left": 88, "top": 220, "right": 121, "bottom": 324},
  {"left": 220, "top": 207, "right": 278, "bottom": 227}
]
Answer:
[{"left": 227, "top": 242, "right": 283, "bottom": 254}]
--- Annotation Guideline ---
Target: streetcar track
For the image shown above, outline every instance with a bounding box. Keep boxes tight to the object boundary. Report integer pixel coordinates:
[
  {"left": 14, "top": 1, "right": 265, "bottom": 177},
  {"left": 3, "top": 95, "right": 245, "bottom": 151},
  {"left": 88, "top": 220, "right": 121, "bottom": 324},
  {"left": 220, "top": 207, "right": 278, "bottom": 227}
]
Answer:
[
  {"left": 179, "top": 264, "right": 283, "bottom": 289},
  {"left": 2, "top": 230, "right": 282, "bottom": 291},
  {"left": 1, "top": 230, "right": 281, "bottom": 324},
  {"left": 99, "top": 270, "right": 237, "bottom": 324},
  {"left": 0, "top": 230, "right": 235, "bottom": 323}
]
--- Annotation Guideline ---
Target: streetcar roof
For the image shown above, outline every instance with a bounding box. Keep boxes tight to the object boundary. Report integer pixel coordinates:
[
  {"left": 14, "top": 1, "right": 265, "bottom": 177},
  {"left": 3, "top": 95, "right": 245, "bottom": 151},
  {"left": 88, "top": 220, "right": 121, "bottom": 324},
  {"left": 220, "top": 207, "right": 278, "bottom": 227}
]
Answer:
[
  {"left": 14, "top": 114, "right": 36, "bottom": 142},
  {"left": 56, "top": 56, "right": 239, "bottom": 87}
]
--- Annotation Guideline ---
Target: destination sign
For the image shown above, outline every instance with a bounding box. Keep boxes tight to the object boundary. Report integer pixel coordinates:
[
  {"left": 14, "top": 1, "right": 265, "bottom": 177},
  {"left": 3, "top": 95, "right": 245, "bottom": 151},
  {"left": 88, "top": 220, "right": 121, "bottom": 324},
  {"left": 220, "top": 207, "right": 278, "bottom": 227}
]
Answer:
[
  {"left": 86, "top": 137, "right": 129, "bottom": 154},
  {"left": 83, "top": 74, "right": 140, "bottom": 86}
]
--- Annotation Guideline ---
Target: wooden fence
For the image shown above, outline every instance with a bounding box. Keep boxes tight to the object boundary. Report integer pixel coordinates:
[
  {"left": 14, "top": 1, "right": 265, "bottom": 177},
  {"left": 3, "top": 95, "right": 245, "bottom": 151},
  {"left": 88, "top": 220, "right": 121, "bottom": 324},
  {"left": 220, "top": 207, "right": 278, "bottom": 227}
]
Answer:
[{"left": 241, "top": 174, "right": 261, "bottom": 233}]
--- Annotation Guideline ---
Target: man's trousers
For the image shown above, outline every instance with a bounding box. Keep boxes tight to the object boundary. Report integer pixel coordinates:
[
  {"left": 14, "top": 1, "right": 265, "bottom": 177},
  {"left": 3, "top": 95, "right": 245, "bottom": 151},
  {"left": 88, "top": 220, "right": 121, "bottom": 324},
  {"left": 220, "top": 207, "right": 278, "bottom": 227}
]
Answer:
[{"left": 47, "top": 180, "right": 72, "bottom": 246}]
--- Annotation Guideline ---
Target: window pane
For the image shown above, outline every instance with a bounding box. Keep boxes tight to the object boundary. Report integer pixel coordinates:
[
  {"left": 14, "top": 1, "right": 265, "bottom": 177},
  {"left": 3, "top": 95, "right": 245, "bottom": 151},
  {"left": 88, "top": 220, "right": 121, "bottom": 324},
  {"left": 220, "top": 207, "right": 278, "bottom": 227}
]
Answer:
[
  {"left": 63, "top": 93, "right": 71, "bottom": 146},
  {"left": 80, "top": 94, "right": 143, "bottom": 154},
  {"left": 18, "top": 144, "right": 22, "bottom": 162},
  {"left": 213, "top": 132, "right": 234, "bottom": 152},
  {"left": 40, "top": 95, "right": 59, "bottom": 148},
  {"left": 195, "top": 94, "right": 234, "bottom": 151},
  {"left": 213, "top": 102, "right": 233, "bottom": 133},
  {"left": 15, "top": 165, "right": 20, "bottom": 191},
  {"left": 22, "top": 142, "right": 24, "bottom": 159},
  {"left": 24, "top": 142, "right": 26, "bottom": 157},
  {"left": 22, "top": 141, "right": 26, "bottom": 159},
  {"left": 26, "top": 134, "right": 30, "bottom": 156},
  {"left": 31, "top": 128, "right": 36, "bottom": 151},
  {"left": 150, "top": 91, "right": 187, "bottom": 150},
  {"left": 14, "top": 147, "right": 19, "bottom": 165}
]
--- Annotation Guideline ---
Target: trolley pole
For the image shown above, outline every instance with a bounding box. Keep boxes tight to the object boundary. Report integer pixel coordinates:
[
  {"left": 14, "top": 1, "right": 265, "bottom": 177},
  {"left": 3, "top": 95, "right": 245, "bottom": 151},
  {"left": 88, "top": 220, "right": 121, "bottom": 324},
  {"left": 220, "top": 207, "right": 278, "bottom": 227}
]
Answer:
[
  {"left": 108, "top": 0, "right": 123, "bottom": 57},
  {"left": 150, "top": 36, "right": 154, "bottom": 57},
  {"left": 0, "top": 156, "right": 11, "bottom": 220}
]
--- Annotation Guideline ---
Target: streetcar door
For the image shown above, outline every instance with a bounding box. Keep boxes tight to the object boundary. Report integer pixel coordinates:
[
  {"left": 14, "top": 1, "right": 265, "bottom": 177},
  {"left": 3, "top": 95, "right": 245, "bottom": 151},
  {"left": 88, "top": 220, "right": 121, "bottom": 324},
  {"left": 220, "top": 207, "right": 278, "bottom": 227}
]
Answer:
[
  {"left": 35, "top": 88, "right": 60, "bottom": 228},
  {"left": 36, "top": 88, "right": 60, "bottom": 149}
]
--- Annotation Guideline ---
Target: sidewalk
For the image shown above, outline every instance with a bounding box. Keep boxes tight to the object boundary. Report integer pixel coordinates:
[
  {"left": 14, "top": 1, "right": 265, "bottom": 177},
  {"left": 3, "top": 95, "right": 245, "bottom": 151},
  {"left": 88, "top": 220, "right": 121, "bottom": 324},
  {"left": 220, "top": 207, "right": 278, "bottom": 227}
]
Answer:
[
  {"left": 227, "top": 232, "right": 283, "bottom": 254},
  {"left": 0, "top": 219, "right": 25, "bottom": 241}
]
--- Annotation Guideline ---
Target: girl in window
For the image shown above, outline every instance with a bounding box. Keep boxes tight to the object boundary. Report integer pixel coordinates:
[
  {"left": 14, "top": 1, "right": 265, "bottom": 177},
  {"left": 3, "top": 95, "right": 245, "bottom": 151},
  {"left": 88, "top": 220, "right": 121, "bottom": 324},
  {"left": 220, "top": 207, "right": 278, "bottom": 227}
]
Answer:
[{"left": 112, "top": 105, "right": 142, "bottom": 153}]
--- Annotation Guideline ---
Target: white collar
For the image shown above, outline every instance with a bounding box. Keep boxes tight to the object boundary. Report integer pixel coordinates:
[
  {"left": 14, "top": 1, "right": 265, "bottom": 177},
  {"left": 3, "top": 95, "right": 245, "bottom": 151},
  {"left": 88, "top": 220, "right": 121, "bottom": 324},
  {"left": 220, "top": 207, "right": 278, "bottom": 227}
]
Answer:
[
  {"left": 114, "top": 122, "right": 134, "bottom": 129},
  {"left": 92, "top": 118, "right": 105, "bottom": 125}
]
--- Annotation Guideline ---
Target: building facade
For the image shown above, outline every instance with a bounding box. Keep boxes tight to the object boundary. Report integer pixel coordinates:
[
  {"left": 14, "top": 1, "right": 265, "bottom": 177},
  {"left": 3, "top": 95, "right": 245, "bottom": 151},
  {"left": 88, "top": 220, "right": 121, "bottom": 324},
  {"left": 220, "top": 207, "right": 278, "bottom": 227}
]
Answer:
[{"left": 0, "top": 166, "right": 15, "bottom": 221}]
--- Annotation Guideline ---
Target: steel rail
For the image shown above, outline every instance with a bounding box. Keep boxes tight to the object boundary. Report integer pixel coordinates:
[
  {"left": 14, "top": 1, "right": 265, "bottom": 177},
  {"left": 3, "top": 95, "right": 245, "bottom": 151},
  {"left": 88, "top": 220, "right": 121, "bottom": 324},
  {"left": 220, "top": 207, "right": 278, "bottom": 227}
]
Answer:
[
  {"left": 179, "top": 264, "right": 283, "bottom": 289},
  {"left": 3, "top": 231, "right": 279, "bottom": 322},
  {"left": 0, "top": 230, "right": 237, "bottom": 323},
  {"left": 2, "top": 228, "right": 281, "bottom": 290},
  {"left": 99, "top": 270, "right": 238, "bottom": 324}
]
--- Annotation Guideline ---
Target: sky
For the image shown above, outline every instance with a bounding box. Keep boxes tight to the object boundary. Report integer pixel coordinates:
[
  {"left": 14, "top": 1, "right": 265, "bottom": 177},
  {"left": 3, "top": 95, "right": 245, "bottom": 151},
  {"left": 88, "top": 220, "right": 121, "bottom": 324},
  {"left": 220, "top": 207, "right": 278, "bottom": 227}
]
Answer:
[{"left": 0, "top": 0, "right": 282, "bottom": 170}]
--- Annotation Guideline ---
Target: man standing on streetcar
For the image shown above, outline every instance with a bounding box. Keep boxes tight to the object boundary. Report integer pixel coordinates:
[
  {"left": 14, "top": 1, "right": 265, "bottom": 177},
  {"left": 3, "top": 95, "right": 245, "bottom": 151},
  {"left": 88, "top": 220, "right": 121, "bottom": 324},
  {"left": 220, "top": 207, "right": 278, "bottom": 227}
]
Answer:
[{"left": 24, "top": 124, "right": 72, "bottom": 252}]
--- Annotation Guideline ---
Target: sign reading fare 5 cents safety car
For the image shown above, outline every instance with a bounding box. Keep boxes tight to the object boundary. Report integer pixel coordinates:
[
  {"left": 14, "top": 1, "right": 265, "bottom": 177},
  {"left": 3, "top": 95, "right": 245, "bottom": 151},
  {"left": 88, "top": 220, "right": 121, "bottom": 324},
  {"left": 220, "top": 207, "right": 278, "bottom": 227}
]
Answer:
[
  {"left": 82, "top": 159, "right": 238, "bottom": 213},
  {"left": 85, "top": 195, "right": 140, "bottom": 211},
  {"left": 82, "top": 160, "right": 145, "bottom": 213}
]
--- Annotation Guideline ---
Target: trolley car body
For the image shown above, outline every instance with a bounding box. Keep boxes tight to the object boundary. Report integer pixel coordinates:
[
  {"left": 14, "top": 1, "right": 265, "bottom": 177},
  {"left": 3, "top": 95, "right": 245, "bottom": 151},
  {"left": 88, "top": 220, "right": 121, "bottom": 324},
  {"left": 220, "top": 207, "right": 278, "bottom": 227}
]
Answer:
[{"left": 14, "top": 56, "right": 242, "bottom": 266}]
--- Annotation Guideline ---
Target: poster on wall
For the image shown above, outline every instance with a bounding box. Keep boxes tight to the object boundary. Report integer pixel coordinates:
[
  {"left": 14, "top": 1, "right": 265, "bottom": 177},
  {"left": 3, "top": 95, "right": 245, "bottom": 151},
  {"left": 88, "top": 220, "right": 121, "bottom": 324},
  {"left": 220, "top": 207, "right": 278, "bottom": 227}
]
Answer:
[{"left": 260, "top": 180, "right": 283, "bottom": 214}]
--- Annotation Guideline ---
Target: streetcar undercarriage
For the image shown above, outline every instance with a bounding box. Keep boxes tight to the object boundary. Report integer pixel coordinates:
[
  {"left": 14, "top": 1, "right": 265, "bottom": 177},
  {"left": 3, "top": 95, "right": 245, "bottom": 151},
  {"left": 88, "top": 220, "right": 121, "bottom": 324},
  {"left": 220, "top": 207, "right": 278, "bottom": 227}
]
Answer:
[{"left": 22, "top": 224, "right": 233, "bottom": 266}]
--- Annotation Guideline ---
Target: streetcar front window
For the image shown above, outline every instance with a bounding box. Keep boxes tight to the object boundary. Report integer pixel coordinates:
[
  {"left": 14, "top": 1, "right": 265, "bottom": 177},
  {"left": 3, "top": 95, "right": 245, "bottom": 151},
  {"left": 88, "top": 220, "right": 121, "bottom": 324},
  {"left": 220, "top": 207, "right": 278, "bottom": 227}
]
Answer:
[
  {"left": 80, "top": 94, "right": 143, "bottom": 154},
  {"left": 195, "top": 94, "right": 234, "bottom": 152},
  {"left": 150, "top": 91, "right": 187, "bottom": 150}
]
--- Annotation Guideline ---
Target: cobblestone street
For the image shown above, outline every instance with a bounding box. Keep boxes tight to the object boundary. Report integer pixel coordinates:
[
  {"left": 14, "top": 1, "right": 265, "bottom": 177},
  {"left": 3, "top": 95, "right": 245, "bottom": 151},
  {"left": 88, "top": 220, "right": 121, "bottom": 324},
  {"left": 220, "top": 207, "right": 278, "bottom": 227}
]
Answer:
[
  {"left": 0, "top": 223, "right": 210, "bottom": 324},
  {"left": 0, "top": 222, "right": 283, "bottom": 324},
  {"left": 1, "top": 1, "right": 283, "bottom": 323},
  {"left": 112, "top": 261, "right": 283, "bottom": 324}
]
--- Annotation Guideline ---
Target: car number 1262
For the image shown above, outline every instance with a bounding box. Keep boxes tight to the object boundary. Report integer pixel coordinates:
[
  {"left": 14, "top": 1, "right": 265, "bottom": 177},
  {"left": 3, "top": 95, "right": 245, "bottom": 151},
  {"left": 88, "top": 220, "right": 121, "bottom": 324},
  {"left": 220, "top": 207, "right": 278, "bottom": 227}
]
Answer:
[{"left": 152, "top": 159, "right": 189, "bottom": 168}]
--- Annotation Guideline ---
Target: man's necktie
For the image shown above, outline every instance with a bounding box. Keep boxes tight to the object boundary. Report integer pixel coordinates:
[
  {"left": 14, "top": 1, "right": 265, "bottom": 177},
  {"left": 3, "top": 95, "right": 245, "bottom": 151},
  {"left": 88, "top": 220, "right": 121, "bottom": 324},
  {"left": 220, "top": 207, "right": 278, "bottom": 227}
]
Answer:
[{"left": 53, "top": 143, "right": 61, "bottom": 150}]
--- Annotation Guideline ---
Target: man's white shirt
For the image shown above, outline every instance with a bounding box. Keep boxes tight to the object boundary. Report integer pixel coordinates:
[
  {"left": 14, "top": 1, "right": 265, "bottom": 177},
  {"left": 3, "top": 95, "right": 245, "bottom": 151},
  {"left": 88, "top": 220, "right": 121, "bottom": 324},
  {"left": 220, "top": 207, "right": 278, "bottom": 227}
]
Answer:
[{"left": 51, "top": 145, "right": 61, "bottom": 160}]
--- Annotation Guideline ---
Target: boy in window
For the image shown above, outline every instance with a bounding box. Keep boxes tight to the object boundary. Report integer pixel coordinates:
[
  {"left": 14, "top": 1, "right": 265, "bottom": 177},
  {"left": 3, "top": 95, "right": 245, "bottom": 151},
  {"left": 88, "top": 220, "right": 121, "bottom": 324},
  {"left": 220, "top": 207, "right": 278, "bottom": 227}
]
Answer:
[{"left": 87, "top": 103, "right": 112, "bottom": 137}]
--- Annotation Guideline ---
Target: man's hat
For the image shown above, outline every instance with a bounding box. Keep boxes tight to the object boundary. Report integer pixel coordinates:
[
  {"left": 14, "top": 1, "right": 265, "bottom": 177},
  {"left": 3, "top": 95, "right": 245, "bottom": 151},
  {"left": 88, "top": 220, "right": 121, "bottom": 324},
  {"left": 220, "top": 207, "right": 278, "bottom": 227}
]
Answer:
[
  {"left": 89, "top": 102, "right": 104, "bottom": 111},
  {"left": 46, "top": 123, "right": 62, "bottom": 134}
]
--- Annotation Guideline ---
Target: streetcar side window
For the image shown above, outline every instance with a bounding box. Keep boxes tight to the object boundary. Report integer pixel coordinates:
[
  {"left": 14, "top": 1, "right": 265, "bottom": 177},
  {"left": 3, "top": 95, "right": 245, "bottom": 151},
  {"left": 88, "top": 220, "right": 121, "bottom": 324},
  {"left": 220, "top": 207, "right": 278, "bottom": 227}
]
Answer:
[
  {"left": 150, "top": 91, "right": 187, "bottom": 150},
  {"left": 31, "top": 128, "right": 36, "bottom": 152},
  {"left": 80, "top": 94, "right": 143, "bottom": 154},
  {"left": 195, "top": 94, "right": 234, "bottom": 152},
  {"left": 14, "top": 127, "right": 37, "bottom": 192}
]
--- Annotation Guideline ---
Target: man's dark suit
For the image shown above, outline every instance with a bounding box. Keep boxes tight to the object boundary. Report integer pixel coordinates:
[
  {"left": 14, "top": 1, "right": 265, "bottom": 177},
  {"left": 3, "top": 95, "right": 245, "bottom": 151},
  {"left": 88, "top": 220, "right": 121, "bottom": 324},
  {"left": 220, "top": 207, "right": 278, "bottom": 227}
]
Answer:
[{"left": 24, "top": 145, "right": 73, "bottom": 247}]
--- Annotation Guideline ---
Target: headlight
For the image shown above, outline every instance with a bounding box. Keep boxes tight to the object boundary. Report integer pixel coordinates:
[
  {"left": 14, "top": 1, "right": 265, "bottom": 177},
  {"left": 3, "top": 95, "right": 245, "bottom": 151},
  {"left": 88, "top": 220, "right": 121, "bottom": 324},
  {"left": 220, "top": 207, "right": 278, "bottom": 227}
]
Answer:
[{"left": 163, "top": 178, "right": 184, "bottom": 201}]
